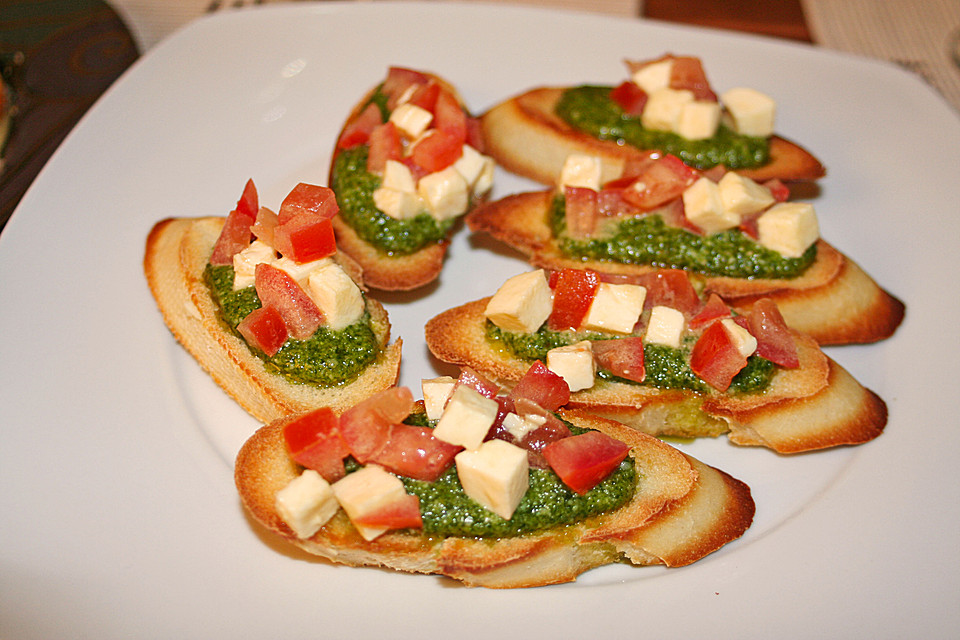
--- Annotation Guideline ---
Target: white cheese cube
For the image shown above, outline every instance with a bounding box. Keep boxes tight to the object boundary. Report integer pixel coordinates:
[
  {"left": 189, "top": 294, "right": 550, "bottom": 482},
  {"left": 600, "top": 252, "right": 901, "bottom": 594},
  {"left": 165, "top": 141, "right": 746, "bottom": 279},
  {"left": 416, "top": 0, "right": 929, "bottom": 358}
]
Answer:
[
  {"left": 331, "top": 465, "right": 410, "bottom": 541},
  {"left": 718, "top": 172, "right": 775, "bottom": 217},
  {"left": 721, "top": 87, "right": 776, "bottom": 137},
  {"left": 455, "top": 439, "right": 529, "bottom": 520},
  {"left": 645, "top": 305, "right": 686, "bottom": 348},
  {"left": 683, "top": 177, "right": 740, "bottom": 234},
  {"left": 389, "top": 102, "right": 433, "bottom": 139},
  {"left": 417, "top": 166, "right": 469, "bottom": 221},
  {"left": 373, "top": 186, "right": 425, "bottom": 220},
  {"left": 721, "top": 318, "right": 758, "bottom": 358},
  {"left": 546, "top": 341, "right": 595, "bottom": 392},
  {"left": 306, "top": 261, "right": 365, "bottom": 330},
  {"left": 631, "top": 58, "right": 674, "bottom": 94},
  {"left": 232, "top": 239, "right": 276, "bottom": 290},
  {"left": 454, "top": 145, "right": 495, "bottom": 196},
  {"left": 581, "top": 283, "right": 647, "bottom": 334},
  {"left": 381, "top": 159, "right": 417, "bottom": 192},
  {"left": 501, "top": 411, "right": 546, "bottom": 441},
  {"left": 433, "top": 385, "right": 499, "bottom": 450},
  {"left": 275, "top": 470, "right": 340, "bottom": 539},
  {"left": 676, "top": 100, "right": 721, "bottom": 140},
  {"left": 558, "top": 154, "right": 602, "bottom": 191},
  {"left": 756, "top": 202, "right": 819, "bottom": 258},
  {"left": 421, "top": 376, "right": 457, "bottom": 421},
  {"left": 484, "top": 269, "right": 553, "bottom": 334},
  {"left": 641, "top": 87, "right": 693, "bottom": 132},
  {"left": 274, "top": 256, "right": 334, "bottom": 283}
]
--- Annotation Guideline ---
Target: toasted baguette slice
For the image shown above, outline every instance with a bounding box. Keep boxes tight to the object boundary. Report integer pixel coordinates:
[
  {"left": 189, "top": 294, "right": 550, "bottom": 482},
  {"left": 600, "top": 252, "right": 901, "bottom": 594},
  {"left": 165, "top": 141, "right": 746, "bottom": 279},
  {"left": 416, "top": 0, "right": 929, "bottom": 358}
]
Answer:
[
  {"left": 425, "top": 298, "right": 886, "bottom": 454},
  {"left": 481, "top": 87, "right": 825, "bottom": 186},
  {"left": 144, "top": 216, "right": 402, "bottom": 423},
  {"left": 235, "top": 408, "right": 754, "bottom": 588},
  {"left": 466, "top": 190, "right": 905, "bottom": 346}
]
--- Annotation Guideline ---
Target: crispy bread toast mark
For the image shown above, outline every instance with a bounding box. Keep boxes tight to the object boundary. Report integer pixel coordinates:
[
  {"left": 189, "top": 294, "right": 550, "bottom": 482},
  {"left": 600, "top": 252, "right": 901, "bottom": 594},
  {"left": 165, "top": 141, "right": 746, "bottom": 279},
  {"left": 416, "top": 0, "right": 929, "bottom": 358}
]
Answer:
[
  {"left": 234, "top": 410, "right": 753, "bottom": 588},
  {"left": 144, "top": 216, "right": 402, "bottom": 424},
  {"left": 465, "top": 190, "right": 905, "bottom": 345},
  {"left": 480, "top": 87, "right": 826, "bottom": 186}
]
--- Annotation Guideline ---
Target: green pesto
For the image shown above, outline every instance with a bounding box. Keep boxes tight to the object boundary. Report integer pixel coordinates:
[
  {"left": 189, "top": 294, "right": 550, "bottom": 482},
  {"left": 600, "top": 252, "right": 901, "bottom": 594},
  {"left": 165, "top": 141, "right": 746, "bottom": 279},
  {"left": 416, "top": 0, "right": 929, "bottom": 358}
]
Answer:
[
  {"left": 555, "top": 85, "right": 770, "bottom": 170},
  {"left": 204, "top": 264, "right": 380, "bottom": 387},
  {"left": 331, "top": 143, "right": 455, "bottom": 256},
  {"left": 551, "top": 195, "right": 816, "bottom": 279}
]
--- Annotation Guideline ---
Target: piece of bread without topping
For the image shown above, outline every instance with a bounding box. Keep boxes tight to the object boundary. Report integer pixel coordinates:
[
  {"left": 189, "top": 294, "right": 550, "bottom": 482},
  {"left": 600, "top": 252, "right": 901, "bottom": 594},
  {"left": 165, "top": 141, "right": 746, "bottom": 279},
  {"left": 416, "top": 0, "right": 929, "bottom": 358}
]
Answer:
[
  {"left": 425, "top": 298, "right": 886, "bottom": 454},
  {"left": 481, "top": 87, "right": 826, "bottom": 187},
  {"left": 144, "top": 216, "right": 402, "bottom": 423},
  {"left": 466, "top": 191, "right": 905, "bottom": 346},
  {"left": 235, "top": 408, "right": 754, "bottom": 588}
]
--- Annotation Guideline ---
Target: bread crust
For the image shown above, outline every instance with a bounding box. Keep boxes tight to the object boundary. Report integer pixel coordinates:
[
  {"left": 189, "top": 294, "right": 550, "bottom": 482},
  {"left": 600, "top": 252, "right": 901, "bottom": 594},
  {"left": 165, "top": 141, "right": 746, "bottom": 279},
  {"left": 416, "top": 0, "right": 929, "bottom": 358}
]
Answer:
[
  {"left": 466, "top": 190, "right": 905, "bottom": 345},
  {"left": 144, "top": 216, "right": 402, "bottom": 424},
  {"left": 424, "top": 297, "right": 886, "bottom": 453},
  {"left": 234, "top": 409, "right": 754, "bottom": 588},
  {"left": 481, "top": 87, "right": 826, "bottom": 186}
]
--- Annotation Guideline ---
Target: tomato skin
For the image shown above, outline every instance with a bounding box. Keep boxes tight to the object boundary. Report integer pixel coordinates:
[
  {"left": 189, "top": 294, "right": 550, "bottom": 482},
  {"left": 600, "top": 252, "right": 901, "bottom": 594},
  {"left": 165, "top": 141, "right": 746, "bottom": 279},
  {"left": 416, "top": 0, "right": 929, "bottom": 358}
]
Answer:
[
  {"left": 410, "top": 129, "right": 462, "bottom": 174},
  {"left": 610, "top": 80, "right": 648, "bottom": 116},
  {"left": 339, "top": 387, "right": 415, "bottom": 464},
  {"left": 509, "top": 360, "right": 570, "bottom": 412},
  {"left": 591, "top": 337, "right": 646, "bottom": 383},
  {"left": 632, "top": 269, "right": 701, "bottom": 314},
  {"left": 621, "top": 154, "right": 698, "bottom": 211},
  {"left": 432, "top": 87, "right": 468, "bottom": 144},
  {"left": 282, "top": 408, "right": 350, "bottom": 482},
  {"left": 337, "top": 102, "right": 382, "bottom": 150},
  {"left": 543, "top": 430, "right": 630, "bottom": 495},
  {"left": 455, "top": 367, "right": 499, "bottom": 399},
  {"left": 350, "top": 492, "right": 422, "bottom": 530},
  {"left": 549, "top": 268, "right": 600, "bottom": 331},
  {"left": 748, "top": 299, "right": 799, "bottom": 368},
  {"left": 278, "top": 183, "right": 338, "bottom": 224},
  {"left": 366, "top": 122, "right": 403, "bottom": 174},
  {"left": 254, "top": 263, "right": 324, "bottom": 340},
  {"left": 690, "top": 321, "right": 748, "bottom": 391},
  {"left": 669, "top": 56, "right": 717, "bottom": 101},
  {"left": 367, "top": 423, "right": 461, "bottom": 482},
  {"left": 209, "top": 209, "right": 253, "bottom": 265},
  {"left": 407, "top": 79, "right": 440, "bottom": 113},
  {"left": 689, "top": 293, "right": 732, "bottom": 330},
  {"left": 563, "top": 186, "right": 599, "bottom": 239},
  {"left": 235, "top": 178, "right": 259, "bottom": 220},
  {"left": 237, "top": 305, "right": 288, "bottom": 357}
]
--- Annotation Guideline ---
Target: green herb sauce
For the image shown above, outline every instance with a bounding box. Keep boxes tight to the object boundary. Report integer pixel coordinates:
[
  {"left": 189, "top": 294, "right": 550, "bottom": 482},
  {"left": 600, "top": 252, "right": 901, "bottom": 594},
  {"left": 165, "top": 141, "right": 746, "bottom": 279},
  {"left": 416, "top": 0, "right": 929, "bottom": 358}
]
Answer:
[
  {"left": 204, "top": 264, "right": 380, "bottom": 387},
  {"left": 555, "top": 85, "right": 770, "bottom": 170}
]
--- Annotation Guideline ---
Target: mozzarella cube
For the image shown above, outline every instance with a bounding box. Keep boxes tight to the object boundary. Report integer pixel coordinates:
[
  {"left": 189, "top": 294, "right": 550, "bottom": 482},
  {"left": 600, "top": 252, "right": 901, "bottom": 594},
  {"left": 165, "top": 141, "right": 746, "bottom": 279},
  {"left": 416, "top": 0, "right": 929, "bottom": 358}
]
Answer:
[
  {"left": 641, "top": 88, "right": 694, "bottom": 132},
  {"left": 455, "top": 439, "right": 529, "bottom": 520},
  {"left": 275, "top": 470, "right": 340, "bottom": 539},
  {"left": 631, "top": 58, "right": 674, "bottom": 94},
  {"left": 421, "top": 376, "right": 457, "bottom": 421},
  {"left": 331, "top": 465, "right": 409, "bottom": 541},
  {"left": 433, "top": 385, "right": 499, "bottom": 450},
  {"left": 274, "top": 256, "right": 334, "bottom": 283},
  {"left": 558, "top": 154, "right": 602, "bottom": 191},
  {"left": 306, "top": 261, "right": 365, "bottom": 330},
  {"left": 373, "top": 186, "right": 425, "bottom": 220},
  {"left": 581, "top": 283, "right": 647, "bottom": 334},
  {"left": 501, "top": 411, "right": 546, "bottom": 441},
  {"left": 721, "top": 318, "right": 758, "bottom": 358},
  {"left": 756, "top": 202, "right": 819, "bottom": 258},
  {"left": 389, "top": 102, "right": 433, "bottom": 139},
  {"left": 484, "top": 269, "right": 553, "bottom": 334},
  {"left": 645, "top": 305, "right": 686, "bottom": 348},
  {"left": 232, "top": 239, "right": 276, "bottom": 290},
  {"left": 454, "top": 145, "right": 495, "bottom": 196},
  {"left": 683, "top": 177, "right": 740, "bottom": 234},
  {"left": 418, "top": 166, "right": 469, "bottom": 221},
  {"left": 381, "top": 159, "right": 417, "bottom": 192},
  {"left": 718, "top": 172, "right": 775, "bottom": 216},
  {"left": 546, "top": 341, "right": 595, "bottom": 392},
  {"left": 721, "top": 87, "right": 776, "bottom": 137},
  {"left": 676, "top": 100, "right": 721, "bottom": 140}
]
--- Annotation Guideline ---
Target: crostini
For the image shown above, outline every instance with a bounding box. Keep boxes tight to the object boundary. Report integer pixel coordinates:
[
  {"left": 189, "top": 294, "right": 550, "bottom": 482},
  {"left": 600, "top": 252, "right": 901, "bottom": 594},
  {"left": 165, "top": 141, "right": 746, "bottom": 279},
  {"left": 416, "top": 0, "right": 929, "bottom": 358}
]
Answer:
[
  {"left": 328, "top": 67, "right": 495, "bottom": 290},
  {"left": 144, "top": 180, "right": 401, "bottom": 423},
  {"left": 235, "top": 363, "right": 754, "bottom": 588},
  {"left": 481, "top": 54, "right": 825, "bottom": 187},
  {"left": 425, "top": 267, "right": 887, "bottom": 453}
]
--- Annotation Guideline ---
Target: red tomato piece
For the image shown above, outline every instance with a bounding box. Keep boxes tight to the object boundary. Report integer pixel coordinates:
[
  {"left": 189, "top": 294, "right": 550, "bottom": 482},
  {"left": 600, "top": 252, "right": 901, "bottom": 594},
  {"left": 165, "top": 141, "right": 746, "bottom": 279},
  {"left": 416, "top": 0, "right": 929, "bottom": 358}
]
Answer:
[
  {"left": 484, "top": 395, "right": 517, "bottom": 444},
  {"left": 634, "top": 269, "right": 701, "bottom": 314},
  {"left": 367, "top": 423, "right": 461, "bottom": 482},
  {"left": 669, "top": 56, "right": 717, "bottom": 102},
  {"left": 738, "top": 214, "right": 760, "bottom": 240},
  {"left": 689, "top": 293, "right": 732, "bottom": 330},
  {"left": 610, "top": 80, "right": 648, "bottom": 116},
  {"left": 209, "top": 209, "right": 254, "bottom": 265},
  {"left": 350, "top": 492, "right": 423, "bottom": 530},
  {"left": 273, "top": 215, "right": 337, "bottom": 264},
  {"left": 282, "top": 408, "right": 350, "bottom": 482},
  {"left": 563, "top": 186, "right": 599, "bottom": 239},
  {"left": 763, "top": 179, "right": 791, "bottom": 203},
  {"left": 690, "top": 321, "right": 748, "bottom": 391},
  {"left": 543, "top": 430, "right": 630, "bottom": 495},
  {"left": 512, "top": 397, "right": 572, "bottom": 469},
  {"left": 339, "top": 387, "right": 415, "bottom": 463},
  {"left": 366, "top": 121, "right": 403, "bottom": 175},
  {"left": 465, "top": 116, "right": 485, "bottom": 153},
  {"left": 591, "top": 337, "right": 646, "bottom": 383},
  {"left": 621, "top": 155, "right": 699, "bottom": 210},
  {"left": 254, "top": 263, "right": 324, "bottom": 340},
  {"left": 235, "top": 179, "right": 259, "bottom": 221},
  {"left": 596, "top": 187, "right": 641, "bottom": 218},
  {"left": 549, "top": 268, "right": 600, "bottom": 331},
  {"left": 509, "top": 360, "right": 570, "bottom": 412},
  {"left": 455, "top": 366, "right": 500, "bottom": 399},
  {"left": 407, "top": 79, "right": 440, "bottom": 113},
  {"left": 278, "top": 183, "right": 339, "bottom": 224},
  {"left": 236, "top": 305, "right": 289, "bottom": 357},
  {"left": 382, "top": 67, "right": 431, "bottom": 109},
  {"left": 337, "top": 102, "right": 383, "bottom": 150},
  {"left": 410, "top": 129, "right": 462, "bottom": 174},
  {"left": 748, "top": 299, "right": 799, "bottom": 368},
  {"left": 432, "top": 87, "right": 468, "bottom": 145},
  {"left": 251, "top": 207, "right": 279, "bottom": 247}
]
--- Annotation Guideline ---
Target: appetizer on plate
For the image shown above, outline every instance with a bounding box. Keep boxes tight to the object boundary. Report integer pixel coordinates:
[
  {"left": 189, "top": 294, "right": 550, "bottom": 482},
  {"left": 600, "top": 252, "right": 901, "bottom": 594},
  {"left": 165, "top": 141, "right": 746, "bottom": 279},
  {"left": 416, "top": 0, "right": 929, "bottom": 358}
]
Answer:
[
  {"left": 235, "top": 363, "right": 754, "bottom": 588},
  {"left": 144, "top": 180, "right": 401, "bottom": 423},
  {"left": 481, "top": 54, "right": 825, "bottom": 187},
  {"left": 329, "top": 67, "right": 495, "bottom": 290},
  {"left": 425, "top": 267, "right": 887, "bottom": 453},
  {"left": 466, "top": 153, "right": 904, "bottom": 345}
]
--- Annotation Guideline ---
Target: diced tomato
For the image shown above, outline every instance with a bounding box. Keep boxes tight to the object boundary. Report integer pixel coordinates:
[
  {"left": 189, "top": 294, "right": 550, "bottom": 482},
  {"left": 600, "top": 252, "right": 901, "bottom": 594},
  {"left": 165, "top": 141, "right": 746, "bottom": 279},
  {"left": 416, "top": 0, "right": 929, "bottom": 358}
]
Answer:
[
  {"left": 610, "top": 80, "right": 648, "bottom": 116},
  {"left": 512, "top": 397, "right": 572, "bottom": 469},
  {"left": 465, "top": 117, "right": 485, "bottom": 153},
  {"left": 407, "top": 79, "right": 440, "bottom": 113},
  {"left": 591, "top": 337, "right": 646, "bottom": 383},
  {"left": 432, "top": 87, "right": 468, "bottom": 145},
  {"left": 209, "top": 209, "right": 254, "bottom": 265},
  {"left": 366, "top": 122, "right": 403, "bottom": 175},
  {"left": 382, "top": 67, "right": 431, "bottom": 109},
  {"left": 339, "top": 387, "right": 415, "bottom": 463},
  {"left": 350, "top": 492, "right": 423, "bottom": 530},
  {"left": 278, "top": 183, "right": 339, "bottom": 224},
  {"left": 455, "top": 367, "right": 499, "bottom": 399},
  {"left": 738, "top": 213, "right": 760, "bottom": 240},
  {"left": 235, "top": 179, "right": 259, "bottom": 221},
  {"left": 669, "top": 56, "right": 717, "bottom": 102},
  {"left": 254, "top": 263, "right": 324, "bottom": 340},
  {"left": 563, "top": 186, "right": 599, "bottom": 239},
  {"left": 689, "top": 293, "right": 732, "bottom": 329},
  {"left": 549, "top": 268, "right": 600, "bottom": 331},
  {"left": 282, "top": 408, "right": 350, "bottom": 482},
  {"left": 690, "top": 321, "right": 748, "bottom": 391},
  {"left": 337, "top": 102, "right": 383, "bottom": 150},
  {"left": 410, "top": 129, "right": 463, "bottom": 174},
  {"left": 273, "top": 215, "right": 337, "bottom": 264},
  {"left": 596, "top": 187, "right": 641, "bottom": 218},
  {"left": 237, "top": 305, "right": 289, "bottom": 357},
  {"left": 747, "top": 298, "right": 799, "bottom": 368},
  {"left": 542, "top": 430, "right": 630, "bottom": 495},
  {"left": 634, "top": 269, "right": 701, "bottom": 314},
  {"left": 621, "top": 155, "right": 698, "bottom": 210},
  {"left": 763, "top": 179, "right": 791, "bottom": 203},
  {"left": 251, "top": 207, "right": 279, "bottom": 247},
  {"left": 509, "top": 360, "right": 570, "bottom": 412},
  {"left": 367, "top": 423, "right": 461, "bottom": 481}
]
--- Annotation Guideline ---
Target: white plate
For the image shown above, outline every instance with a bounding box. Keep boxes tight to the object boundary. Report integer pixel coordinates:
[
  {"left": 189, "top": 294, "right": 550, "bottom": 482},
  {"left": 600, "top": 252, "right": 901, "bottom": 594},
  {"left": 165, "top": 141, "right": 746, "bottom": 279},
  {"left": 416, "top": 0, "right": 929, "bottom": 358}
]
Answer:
[{"left": 2, "top": 2, "right": 958, "bottom": 637}]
